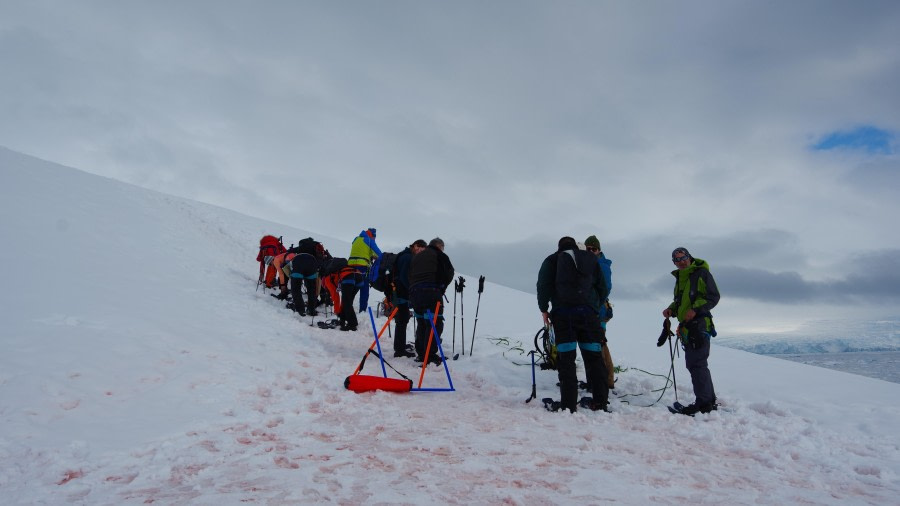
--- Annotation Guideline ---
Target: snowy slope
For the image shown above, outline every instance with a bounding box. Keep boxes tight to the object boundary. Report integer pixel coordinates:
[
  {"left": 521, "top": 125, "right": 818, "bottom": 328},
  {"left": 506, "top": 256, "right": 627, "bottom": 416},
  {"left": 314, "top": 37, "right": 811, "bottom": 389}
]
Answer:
[{"left": 1, "top": 147, "right": 899, "bottom": 504}]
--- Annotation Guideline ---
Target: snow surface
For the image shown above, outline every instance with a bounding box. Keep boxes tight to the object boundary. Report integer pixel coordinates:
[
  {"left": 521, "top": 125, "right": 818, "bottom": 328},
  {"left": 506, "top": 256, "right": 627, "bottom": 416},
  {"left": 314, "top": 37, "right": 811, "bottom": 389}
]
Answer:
[{"left": 2, "top": 146, "right": 899, "bottom": 504}]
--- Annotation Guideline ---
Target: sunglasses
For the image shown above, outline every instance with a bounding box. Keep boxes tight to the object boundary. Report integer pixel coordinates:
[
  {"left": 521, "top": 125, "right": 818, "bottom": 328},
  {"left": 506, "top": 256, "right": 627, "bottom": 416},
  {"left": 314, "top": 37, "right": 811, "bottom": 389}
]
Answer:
[
  {"left": 586, "top": 246, "right": 599, "bottom": 252},
  {"left": 672, "top": 255, "right": 689, "bottom": 263}
]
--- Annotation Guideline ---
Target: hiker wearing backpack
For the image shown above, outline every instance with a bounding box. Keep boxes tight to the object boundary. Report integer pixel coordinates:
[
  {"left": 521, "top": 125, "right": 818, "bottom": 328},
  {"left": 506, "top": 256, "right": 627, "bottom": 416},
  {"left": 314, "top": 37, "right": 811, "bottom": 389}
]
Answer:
[
  {"left": 257, "top": 235, "right": 287, "bottom": 289},
  {"left": 537, "top": 236, "right": 610, "bottom": 413},
  {"left": 392, "top": 239, "right": 427, "bottom": 358},
  {"left": 662, "top": 247, "right": 721, "bottom": 416},
  {"left": 272, "top": 250, "right": 297, "bottom": 300},
  {"left": 409, "top": 238, "right": 455, "bottom": 365},
  {"left": 585, "top": 235, "right": 615, "bottom": 390},
  {"left": 319, "top": 257, "right": 349, "bottom": 316},
  {"left": 348, "top": 228, "right": 383, "bottom": 314},
  {"left": 289, "top": 238, "right": 325, "bottom": 316}
]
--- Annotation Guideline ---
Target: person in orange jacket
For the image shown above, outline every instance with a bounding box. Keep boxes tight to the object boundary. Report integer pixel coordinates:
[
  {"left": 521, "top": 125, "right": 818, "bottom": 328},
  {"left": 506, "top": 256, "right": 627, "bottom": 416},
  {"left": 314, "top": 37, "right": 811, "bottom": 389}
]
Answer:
[{"left": 256, "top": 235, "right": 286, "bottom": 288}]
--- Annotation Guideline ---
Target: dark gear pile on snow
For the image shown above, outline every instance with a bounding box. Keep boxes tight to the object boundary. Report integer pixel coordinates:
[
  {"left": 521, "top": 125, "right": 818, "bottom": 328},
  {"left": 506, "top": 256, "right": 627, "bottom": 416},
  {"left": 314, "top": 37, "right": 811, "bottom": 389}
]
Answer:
[{"left": 534, "top": 326, "right": 558, "bottom": 370}]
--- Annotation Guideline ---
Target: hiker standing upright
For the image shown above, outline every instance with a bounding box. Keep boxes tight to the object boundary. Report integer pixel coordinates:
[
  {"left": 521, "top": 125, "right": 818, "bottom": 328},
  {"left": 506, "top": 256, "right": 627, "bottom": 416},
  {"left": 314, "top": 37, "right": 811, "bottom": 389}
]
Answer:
[
  {"left": 392, "top": 239, "right": 427, "bottom": 358},
  {"left": 409, "top": 238, "right": 455, "bottom": 365},
  {"left": 663, "top": 247, "right": 721, "bottom": 415},
  {"left": 348, "top": 228, "right": 382, "bottom": 314},
  {"left": 585, "top": 235, "right": 615, "bottom": 389},
  {"left": 537, "top": 236, "right": 609, "bottom": 413}
]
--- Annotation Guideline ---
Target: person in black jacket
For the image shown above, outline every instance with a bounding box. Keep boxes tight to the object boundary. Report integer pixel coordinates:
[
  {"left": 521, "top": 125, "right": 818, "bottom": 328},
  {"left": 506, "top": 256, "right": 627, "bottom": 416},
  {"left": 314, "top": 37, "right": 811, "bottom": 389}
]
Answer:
[
  {"left": 409, "top": 238, "right": 455, "bottom": 365},
  {"left": 392, "top": 239, "right": 427, "bottom": 358},
  {"left": 536, "top": 236, "right": 609, "bottom": 413}
]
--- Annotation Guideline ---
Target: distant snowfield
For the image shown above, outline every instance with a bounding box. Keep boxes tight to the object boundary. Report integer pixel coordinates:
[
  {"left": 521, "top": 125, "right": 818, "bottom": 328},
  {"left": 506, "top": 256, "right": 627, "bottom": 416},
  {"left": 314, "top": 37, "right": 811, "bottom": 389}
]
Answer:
[{"left": 2, "top": 146, "right": 899, "bottom": 504}]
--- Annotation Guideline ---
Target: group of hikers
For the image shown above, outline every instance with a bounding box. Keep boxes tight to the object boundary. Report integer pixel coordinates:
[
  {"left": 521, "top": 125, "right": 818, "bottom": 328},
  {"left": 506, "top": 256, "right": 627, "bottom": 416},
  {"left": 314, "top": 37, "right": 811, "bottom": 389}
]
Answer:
[
  {"left": 537, "top": 236, "right": 720, "bottom": 416},
  {"left": 257, "top": 229, "right": 721, "bottom": 417},
  {"left": 255, "top": 229, "right": 455, "bottom": 366}
]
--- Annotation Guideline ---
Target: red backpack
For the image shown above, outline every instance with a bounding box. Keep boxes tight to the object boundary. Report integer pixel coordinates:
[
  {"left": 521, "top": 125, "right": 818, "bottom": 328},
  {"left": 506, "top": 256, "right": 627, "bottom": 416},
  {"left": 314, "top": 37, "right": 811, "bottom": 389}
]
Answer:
[{"left": 257, "top": 235, "right": 286, "bottom": 262}]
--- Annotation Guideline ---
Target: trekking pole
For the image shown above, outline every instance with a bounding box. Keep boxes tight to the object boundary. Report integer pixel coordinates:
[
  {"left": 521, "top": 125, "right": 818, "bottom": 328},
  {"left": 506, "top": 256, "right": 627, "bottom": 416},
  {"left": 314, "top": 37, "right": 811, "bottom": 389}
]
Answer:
[
  {"left": 469, "top": 275, "right": 485, "bottom": 355},
  {"left": 657, "top": 318, "right": 679, "bottom": 403},
  {"left": 525, "top": 350, "right": 537, "bottom": 403},
  {"left": 668, "top": 336, "right": 679, "bottom": 403},
  {"left": 452, "top": 279, "right": 458, "bottom": 356},
  {"left": 458, "top": 275, "right": 466, "bottom": 356}
]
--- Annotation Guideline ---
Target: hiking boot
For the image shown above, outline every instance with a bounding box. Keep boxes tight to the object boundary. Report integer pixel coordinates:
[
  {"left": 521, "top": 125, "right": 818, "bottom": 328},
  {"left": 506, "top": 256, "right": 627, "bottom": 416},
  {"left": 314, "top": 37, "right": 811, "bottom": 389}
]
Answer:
[
  {"left": 394, "top": 351, "right": 416, "bottom": 358},
  {"left": 700, "top": 402, "right": 718, "bottom": 414},
  {"left": 679, "top": 402, "right": 717, "bottom": 416},
  {"left": 590, "top": 402, "right": 610, "bottom": 413},
  {"left": 307, "top": 310, "right": 318, "bottom": 317},
  {"left": 340, "top": 325, "right": 357, "bottom": 332},
  {"left": 414, "top": 356, "right": 425, "bottom": 363},
  {"left": 427, "top": 356, "right": 443, "bottom": 366}
]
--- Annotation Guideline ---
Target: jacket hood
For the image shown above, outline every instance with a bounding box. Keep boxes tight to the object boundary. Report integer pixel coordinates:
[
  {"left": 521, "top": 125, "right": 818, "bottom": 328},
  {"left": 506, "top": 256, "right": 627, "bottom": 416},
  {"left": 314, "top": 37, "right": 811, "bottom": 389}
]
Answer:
[{"left": 671, "top": 257, "right": 710, "bottom": 277}]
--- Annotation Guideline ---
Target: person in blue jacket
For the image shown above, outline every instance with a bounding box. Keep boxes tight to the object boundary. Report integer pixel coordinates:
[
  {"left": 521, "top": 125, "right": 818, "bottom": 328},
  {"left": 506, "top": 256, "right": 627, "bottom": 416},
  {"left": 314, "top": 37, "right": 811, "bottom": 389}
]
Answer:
[
  {"left": 585, "top": 235, "right": 615, "bottom": 389},
  {"left": 346, "top": 228, "right": 382, "bottom": 319}
]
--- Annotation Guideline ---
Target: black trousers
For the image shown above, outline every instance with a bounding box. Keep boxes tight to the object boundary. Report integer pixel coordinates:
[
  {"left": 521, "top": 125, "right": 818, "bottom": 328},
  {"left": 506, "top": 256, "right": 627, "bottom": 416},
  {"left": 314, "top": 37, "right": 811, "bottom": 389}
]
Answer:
[
  {"left": 290, "top": 277, "right": 318, "bottom": 315},
  {"left": 410, "top": 285, "right": 444, "bottom": 359},
  {"left": 393, "top": 301, "right": 411, "bottom": 354},
  {"left": 340, "top": 272, "right": 365, "bottom": 329},
  {"left": 552, "top": 306, "right": 609, "bottom": 412}
]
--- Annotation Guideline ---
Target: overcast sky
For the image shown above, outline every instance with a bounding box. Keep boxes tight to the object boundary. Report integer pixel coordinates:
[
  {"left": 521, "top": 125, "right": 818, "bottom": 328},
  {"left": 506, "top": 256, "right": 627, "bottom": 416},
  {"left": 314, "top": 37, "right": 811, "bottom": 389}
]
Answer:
[{"left": 2, "top": 1, "right": 899, "bottom": 320}]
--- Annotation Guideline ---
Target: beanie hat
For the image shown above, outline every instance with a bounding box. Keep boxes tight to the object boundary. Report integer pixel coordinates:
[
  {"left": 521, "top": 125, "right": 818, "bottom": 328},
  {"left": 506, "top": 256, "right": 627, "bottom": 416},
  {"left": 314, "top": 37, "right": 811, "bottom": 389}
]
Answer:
[
  {"left": 672, "top": 247, "right": 691, "bottom": 260},
  {"left": 557, "top": 236, "right": 577, "bottom": 251},
  {"left": 585, "top": 235, "right": 601, "bottom": 250}
]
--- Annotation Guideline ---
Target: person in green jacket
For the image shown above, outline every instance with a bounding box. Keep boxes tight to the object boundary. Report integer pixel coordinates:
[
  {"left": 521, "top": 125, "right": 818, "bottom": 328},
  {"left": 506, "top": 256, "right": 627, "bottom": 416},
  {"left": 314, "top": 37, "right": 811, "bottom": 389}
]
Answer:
[{"left": 662, "top": 247, "right": 720, "bottom": 415}]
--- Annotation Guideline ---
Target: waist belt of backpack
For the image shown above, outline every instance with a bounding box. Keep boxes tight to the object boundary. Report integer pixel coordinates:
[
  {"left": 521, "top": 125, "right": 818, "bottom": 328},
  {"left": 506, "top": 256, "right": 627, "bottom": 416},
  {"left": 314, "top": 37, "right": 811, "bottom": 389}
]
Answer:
[
  {"left": 551, "top": 305, "right": 591, "bottom": 315},
  {"left": 413, "top": 311, "right": 444, "bottom": 320},
  {"left": 411, "top": 282, "right": 443, "bottom": 292}
]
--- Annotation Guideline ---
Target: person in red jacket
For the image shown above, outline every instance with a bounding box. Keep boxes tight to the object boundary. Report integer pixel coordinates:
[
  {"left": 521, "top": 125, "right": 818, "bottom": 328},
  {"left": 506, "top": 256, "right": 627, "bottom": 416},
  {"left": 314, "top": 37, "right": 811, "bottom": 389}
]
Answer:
[{"left": 256, "top": 235, "right": 286, "bottom": 289}]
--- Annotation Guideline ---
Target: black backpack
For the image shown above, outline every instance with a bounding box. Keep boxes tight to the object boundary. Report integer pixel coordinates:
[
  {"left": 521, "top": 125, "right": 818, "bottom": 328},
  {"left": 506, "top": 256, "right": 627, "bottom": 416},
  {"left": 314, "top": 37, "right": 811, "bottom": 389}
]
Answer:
[
  {"left": 370, "top": 252, "right": 397, "bottom": 293},
  {"left": 320, "top": 257, "right": 348, "bottom": 277},
  {"left": 297, "top": 237, "right": 324, "bottom": 259},
  {"left": 554, "top": 249, "right": 601, "bottom": 307}
]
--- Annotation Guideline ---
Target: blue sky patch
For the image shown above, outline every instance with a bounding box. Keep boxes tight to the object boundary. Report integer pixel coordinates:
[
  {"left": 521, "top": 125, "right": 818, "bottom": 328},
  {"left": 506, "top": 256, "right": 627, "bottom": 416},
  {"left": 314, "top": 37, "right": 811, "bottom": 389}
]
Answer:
[{"left": 813, "top": 126, "right": 894, "bottom": 154}]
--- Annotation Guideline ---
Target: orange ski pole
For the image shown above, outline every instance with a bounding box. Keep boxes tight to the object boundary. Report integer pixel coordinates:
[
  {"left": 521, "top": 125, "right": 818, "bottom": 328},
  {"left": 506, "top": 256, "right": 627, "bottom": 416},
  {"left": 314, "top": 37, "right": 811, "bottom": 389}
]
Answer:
[
  {"left": 351, "top": 306, "right": 399, "bottom": 376},
  {"left": 417, "top": 300, "right": 442, "bottom": 388}
]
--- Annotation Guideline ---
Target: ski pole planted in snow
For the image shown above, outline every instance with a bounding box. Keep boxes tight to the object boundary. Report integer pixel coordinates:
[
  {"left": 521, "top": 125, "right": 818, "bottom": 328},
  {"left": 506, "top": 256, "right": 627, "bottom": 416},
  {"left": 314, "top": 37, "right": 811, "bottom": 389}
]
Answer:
[
  {"left": 458, "top": 275, "right": 466, "bottom": 356},
  {"left": 469, "top": 275, "right": 485, "bottom": 355},
  {"left": 452, "top": 279, "right": 458, "bottom": 356}
]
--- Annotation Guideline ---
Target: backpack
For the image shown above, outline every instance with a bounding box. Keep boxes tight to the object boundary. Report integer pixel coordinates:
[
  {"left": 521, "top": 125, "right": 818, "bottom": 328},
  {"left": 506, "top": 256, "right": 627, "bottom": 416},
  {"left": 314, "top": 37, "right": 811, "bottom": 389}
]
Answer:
[
  {"left": 370, "top": 252, "right": 397, "bottom": 293},
  {"left": 320, "top": 257, "right": 348, "bottom": 277},
  {"left": 257, "top": 235, "right": 286, "bottom": 262},
  {"left": 297, "top": 237, "right": 324, "bottom": 260},
  {"left": 554, "top": 249, "right": 600, "bottom": 307}
]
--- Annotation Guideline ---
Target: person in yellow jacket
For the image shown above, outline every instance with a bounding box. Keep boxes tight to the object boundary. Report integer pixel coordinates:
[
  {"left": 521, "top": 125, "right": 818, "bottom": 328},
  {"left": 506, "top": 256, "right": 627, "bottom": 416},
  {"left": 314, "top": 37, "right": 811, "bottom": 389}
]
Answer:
[{"left": 342, "top": 228, "right": 382, "bottom": 330}]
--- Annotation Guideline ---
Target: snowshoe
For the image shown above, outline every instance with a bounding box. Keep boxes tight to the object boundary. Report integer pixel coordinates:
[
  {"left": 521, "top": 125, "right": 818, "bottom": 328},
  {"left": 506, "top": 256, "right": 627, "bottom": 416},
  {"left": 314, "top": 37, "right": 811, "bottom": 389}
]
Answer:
[
  {"left": 579, "top": 396, "right": 608, "bottom": 412},
  {"left": 668, "top": 401, "right": 718, "bottom": 416},
  {"left": 317, "top": 319, "right": 341, "bottom": 330},
  {"left": 542, "top": 397, "right": 562, "bottom": 412}
]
